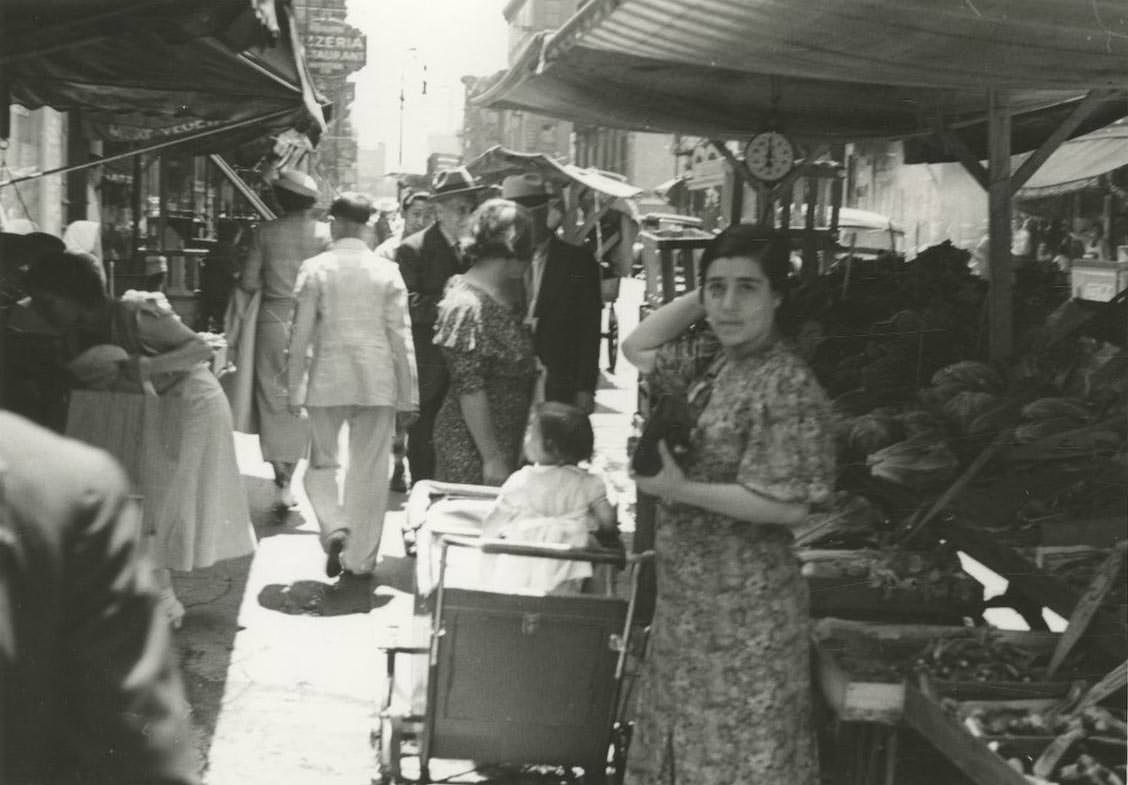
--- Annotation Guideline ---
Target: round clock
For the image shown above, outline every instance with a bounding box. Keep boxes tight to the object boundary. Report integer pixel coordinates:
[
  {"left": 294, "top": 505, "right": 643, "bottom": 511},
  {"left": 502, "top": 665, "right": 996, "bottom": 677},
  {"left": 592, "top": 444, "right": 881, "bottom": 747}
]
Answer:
[{"left": 744, "top": 131, "right": 795, "bottom": 182}]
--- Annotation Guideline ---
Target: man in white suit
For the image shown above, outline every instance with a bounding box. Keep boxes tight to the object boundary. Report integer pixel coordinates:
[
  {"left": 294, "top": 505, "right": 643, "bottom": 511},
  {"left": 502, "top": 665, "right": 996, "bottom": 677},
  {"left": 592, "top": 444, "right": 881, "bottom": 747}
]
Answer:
[{"left": 287, "top": 193, "right": 419, "bottom": 580}]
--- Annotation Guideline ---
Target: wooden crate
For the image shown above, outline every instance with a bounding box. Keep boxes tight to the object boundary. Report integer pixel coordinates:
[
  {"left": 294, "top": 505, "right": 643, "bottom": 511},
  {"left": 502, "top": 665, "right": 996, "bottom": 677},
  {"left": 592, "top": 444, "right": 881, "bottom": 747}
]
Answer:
[
  {"left": 812, "top": 619, "right": 1069, "bottom": 725},
  {"left": 903, "top": 686, "right": 1058, "bottom": 785},
  {"left": 1039, "top": 515, "right": 1127, "bottom": 548},
  {"left": 801, "top": 549, "right": 984, "bottom": 623}
]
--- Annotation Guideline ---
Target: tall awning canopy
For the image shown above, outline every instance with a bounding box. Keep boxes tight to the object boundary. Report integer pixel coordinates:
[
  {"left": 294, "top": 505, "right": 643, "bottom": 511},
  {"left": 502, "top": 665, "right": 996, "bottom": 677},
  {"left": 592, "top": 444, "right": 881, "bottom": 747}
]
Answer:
[
  {"left": 473, "top": 0, "right": 1128, "bottom": 148},
  {"left": 1, "top": 0, "right": 328, "bottom": 152},
  {"left": 466, "top": 145, "right": 643, "bottom": 199},
  {"left": 1015, "top": 124, "right": 1128, "bottom": 199}
]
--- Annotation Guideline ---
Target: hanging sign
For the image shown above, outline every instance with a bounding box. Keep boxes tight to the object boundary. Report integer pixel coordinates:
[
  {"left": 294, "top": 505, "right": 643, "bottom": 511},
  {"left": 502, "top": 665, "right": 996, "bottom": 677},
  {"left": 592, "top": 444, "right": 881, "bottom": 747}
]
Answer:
[{"left": 303, "top": 18, "right": 367, "bottom": 78}]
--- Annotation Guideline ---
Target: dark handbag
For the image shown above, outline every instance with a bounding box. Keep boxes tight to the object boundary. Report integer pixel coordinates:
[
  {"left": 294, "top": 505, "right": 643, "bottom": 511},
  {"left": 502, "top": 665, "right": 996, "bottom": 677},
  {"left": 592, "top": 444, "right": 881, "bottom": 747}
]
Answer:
[{"left": 631, "top": 393, "right": 695, "bottom": 477}]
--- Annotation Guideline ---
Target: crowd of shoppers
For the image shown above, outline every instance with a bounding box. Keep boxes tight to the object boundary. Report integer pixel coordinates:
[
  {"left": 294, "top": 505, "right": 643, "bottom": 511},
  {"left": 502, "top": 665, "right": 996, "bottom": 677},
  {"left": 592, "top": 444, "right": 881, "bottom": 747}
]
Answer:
[{"left": 2, "top": 162, "right": 842, "bottom": 785}]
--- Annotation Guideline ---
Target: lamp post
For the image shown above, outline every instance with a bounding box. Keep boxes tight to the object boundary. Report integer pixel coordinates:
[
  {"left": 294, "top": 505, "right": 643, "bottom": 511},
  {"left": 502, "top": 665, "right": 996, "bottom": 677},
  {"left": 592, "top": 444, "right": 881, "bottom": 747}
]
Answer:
[{"left": 398, "top": 48, "right": 426, "bottom": 169}]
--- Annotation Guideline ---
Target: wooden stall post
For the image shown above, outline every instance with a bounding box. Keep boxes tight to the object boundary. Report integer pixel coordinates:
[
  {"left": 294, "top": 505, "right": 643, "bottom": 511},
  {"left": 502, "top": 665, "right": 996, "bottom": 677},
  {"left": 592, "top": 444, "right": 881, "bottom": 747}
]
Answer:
[{"left": 987, "top": 89, "right": 1014, "bottom": 363}]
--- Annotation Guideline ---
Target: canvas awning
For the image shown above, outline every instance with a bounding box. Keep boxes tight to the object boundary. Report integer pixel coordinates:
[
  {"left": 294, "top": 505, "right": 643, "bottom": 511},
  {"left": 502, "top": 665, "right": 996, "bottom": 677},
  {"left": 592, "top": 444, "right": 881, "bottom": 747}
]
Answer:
[
  {"left": 1, "top": 0, "right": 327, "bottom": 155},
  {"left": 1014, "top": 125, "right": 1128, "bottom": 199},
  {"left": 465, "top": 145, "right": 643, "bottom": 199},
  {"left": 473, "top": 0, "right": 1127, "bottom": 149}
]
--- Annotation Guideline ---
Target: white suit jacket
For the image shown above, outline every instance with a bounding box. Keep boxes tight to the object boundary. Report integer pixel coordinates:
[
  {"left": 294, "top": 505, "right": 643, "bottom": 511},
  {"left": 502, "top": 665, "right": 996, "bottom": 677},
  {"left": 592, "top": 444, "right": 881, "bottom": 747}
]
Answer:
[{"left": 287, "top": 238, "right": 419, "bottom": 410}]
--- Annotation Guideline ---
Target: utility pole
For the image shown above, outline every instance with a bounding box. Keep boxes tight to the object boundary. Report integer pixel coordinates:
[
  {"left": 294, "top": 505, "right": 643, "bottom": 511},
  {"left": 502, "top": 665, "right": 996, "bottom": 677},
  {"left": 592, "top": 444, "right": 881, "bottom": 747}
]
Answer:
[{"left": 398, "top": 48, "right": 424, "bottom": 170}]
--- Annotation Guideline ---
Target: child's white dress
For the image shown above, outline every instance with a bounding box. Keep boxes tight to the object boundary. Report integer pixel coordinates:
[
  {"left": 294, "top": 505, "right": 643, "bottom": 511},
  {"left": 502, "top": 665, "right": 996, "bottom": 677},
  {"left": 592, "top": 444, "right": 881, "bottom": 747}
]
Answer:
[{"left": 480, "top": 464, "right": 612, "bottom": 594}]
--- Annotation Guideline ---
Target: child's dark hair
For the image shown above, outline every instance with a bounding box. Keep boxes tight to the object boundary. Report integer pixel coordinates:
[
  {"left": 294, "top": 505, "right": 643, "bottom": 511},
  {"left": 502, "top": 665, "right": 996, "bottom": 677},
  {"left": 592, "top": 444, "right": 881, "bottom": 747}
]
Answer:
[{"left": 530, "top": 401, "right": 594, "bottom": 464}]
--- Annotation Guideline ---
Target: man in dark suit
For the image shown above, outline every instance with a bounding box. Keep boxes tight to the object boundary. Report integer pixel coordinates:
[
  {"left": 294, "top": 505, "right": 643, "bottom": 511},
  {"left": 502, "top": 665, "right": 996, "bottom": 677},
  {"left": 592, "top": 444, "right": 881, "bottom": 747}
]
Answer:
[
  {"left": 503, "top": 173, "right": 603, "bottom": 414},
  {"left": 394, "top": 167, "right": 487, "bottom": 484},
  {"left": 0, "top": 410, "right": 198, "bottom": 785}
]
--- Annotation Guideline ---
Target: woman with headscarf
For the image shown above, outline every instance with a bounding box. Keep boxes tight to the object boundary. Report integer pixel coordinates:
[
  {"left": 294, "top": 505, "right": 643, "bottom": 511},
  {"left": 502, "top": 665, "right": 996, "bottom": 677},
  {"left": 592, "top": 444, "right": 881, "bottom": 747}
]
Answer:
[
  {"left": 23, "top": 250, "right": 255, "bottom": 629},
  {"left": 240, "top": 169, "right": 330, "bottom": 513}
]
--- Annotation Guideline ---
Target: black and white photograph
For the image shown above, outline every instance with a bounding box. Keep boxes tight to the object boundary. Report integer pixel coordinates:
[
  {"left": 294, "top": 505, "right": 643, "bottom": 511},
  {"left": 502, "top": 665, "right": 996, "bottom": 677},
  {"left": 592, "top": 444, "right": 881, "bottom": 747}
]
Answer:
[{"left": 1, "top": 1, "right": 1126, "bottom": 783}]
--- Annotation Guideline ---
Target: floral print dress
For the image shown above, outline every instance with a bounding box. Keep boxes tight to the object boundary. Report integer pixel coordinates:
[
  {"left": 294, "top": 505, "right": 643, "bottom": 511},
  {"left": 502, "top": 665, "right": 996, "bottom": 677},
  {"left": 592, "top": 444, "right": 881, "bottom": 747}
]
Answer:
[
  {"left": 432, "top": 276, "right": 537, "bottom": 485},
  {"left": 626, "top": 327, "right": 835, "bottom": 785}
]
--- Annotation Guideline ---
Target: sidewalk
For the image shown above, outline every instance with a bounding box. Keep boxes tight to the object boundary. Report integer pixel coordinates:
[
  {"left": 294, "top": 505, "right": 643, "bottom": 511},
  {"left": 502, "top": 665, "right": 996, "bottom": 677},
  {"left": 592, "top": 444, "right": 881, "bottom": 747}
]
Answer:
[{"left": 173, "top": 279, "right": 645, "bottom": 784}]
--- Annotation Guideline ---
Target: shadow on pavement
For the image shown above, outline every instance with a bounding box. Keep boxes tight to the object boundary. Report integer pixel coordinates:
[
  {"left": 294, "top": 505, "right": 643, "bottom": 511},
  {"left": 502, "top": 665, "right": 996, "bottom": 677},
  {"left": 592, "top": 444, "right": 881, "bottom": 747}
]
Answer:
[
  {"left": 258, "top": 578, "right": 393, "bottom": 616},
  {"left": 173, "top": 554, "right": 252, "bottom": 777},
  {"left": 374, "top": 555, "right": 416, "bottom": 595}
]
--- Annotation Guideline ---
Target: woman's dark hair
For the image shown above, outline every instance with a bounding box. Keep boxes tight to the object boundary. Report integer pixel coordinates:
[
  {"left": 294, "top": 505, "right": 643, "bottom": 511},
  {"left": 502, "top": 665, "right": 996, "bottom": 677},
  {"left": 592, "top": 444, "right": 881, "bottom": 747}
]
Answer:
[
  {"left": 23, "top": 249, "right": 107, "bottom": 308},
  {"left": 274, "top": 186, "right": 317, "bottom": 214},
  {"left": 530, "top": 401, "right": 594, "bottom": 464},
  {"left": 464, "top": 198, "right": 533, "bottom": 263},
  {"left": 697, "top": 223, "right": 792, "bottom": 295}
]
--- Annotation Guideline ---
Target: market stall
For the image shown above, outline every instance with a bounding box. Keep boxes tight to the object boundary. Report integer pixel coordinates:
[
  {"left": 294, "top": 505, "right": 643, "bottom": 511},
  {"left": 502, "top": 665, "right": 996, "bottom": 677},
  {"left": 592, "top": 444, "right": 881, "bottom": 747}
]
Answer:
[
  {"left": 472, "top": 3, "right": 1128, "bottom": 782},
  {"left": 0, "top": 0, "right": 327, "bottom": 425}
]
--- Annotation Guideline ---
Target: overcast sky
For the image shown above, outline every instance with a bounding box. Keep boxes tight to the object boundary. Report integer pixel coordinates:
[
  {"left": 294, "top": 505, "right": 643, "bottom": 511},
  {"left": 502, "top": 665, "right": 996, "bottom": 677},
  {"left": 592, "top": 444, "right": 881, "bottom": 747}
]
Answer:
[{"left": 346, "top": 0, "right": 510, "bottom": 172}]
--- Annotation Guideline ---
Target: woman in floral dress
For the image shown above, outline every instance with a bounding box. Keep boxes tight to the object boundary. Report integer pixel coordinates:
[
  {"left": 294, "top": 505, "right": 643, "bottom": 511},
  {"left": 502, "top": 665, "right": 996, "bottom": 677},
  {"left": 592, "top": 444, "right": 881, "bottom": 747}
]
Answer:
[
  {"left": 432, "top": 199, "right": 538, "bottom": 486},
  {"left": 622, "top": 224, "right": 836, "bottom": 785}
]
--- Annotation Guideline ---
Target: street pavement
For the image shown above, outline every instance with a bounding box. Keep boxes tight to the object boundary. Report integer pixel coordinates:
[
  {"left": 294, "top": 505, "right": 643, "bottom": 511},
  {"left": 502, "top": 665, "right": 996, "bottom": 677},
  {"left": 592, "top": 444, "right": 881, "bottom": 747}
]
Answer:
[{"left": 173, "top": 279, "right": 645, "bottom": 784}]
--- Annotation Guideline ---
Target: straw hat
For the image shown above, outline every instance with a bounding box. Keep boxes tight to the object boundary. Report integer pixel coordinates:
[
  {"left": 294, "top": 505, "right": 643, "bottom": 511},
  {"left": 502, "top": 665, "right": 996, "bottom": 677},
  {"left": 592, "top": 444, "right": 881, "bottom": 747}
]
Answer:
[{"left": 273, "top": 168, "right": 319, "bottom": 199}]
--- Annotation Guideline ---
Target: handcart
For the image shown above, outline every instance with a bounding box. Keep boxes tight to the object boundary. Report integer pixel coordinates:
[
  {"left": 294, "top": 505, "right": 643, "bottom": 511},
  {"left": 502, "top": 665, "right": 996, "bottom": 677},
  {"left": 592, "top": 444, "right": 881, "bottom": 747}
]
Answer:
[{"left": 380, "top": 483, "right": 653, "bottom": 785}]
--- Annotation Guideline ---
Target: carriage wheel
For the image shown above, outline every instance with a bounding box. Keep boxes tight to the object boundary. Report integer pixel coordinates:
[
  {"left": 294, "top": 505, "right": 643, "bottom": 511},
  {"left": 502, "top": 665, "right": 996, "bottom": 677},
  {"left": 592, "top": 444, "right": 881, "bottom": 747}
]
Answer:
[
  {"left": 608, "top": 721, "right": 633, "bottom": 785},
  {"left": 606, "top": 304, "right": 619, "bottom": 374},
  {"left": 376, "top": 715, "right": 403, "bottom": 785}
]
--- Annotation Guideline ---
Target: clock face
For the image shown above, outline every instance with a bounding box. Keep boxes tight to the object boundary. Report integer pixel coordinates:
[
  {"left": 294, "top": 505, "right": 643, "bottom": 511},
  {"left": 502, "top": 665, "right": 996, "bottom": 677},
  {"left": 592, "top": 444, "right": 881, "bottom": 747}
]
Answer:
[{"left": 744, "top": 132, "right": 795, "bottom": 182}]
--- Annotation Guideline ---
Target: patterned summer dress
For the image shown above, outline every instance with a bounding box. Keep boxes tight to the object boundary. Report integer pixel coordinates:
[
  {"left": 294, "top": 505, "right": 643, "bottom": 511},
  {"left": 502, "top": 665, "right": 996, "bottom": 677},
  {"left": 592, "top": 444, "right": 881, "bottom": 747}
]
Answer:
[
  {"left": 626, "top": 327, "right": 835, "bottom": 785},
  {"left": 432, "top": 276, "right": 537, "bottom": 485}
]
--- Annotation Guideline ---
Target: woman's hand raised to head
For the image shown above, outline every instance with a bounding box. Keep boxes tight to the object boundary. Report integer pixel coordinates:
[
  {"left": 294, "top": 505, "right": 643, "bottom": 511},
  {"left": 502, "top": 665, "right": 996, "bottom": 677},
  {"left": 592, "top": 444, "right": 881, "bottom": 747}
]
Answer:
[{"left": 630, "top": 439, "right": 687, "bottom": 503}]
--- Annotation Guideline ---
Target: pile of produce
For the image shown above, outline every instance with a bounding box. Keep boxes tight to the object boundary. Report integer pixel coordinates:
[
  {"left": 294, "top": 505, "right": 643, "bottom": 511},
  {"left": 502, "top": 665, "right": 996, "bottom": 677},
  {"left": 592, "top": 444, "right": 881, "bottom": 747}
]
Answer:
[
  {"left": 940, "top": 699, "right": 1127, "bottom": 784},
  {"left": 910, "top": 633, "right": 1085, "bottom": 683},
  {"left": 800, "top": 545, "right": 980, "bottom": 603}
]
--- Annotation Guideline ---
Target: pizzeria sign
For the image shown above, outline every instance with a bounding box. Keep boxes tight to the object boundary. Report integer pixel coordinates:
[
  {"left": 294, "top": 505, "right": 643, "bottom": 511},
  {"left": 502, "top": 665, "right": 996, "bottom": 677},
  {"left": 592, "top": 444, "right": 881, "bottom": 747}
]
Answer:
[{"left": 304, "top": 18, "right": 367, "bottom": 77}]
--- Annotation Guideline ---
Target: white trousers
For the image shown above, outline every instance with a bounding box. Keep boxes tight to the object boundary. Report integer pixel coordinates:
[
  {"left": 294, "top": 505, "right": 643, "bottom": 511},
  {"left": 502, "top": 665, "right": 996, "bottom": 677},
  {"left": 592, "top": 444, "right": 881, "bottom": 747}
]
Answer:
[{"left": 304, "top": 405, "right": 396, "bottom": 575}]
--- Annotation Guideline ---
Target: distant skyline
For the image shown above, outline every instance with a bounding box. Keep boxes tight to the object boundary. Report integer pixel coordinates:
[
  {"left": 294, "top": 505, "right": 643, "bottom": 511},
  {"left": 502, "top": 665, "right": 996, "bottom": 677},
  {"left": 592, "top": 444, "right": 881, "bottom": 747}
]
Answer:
[{"left": 346, "top": 0, "right": 511, "bottom": 173}]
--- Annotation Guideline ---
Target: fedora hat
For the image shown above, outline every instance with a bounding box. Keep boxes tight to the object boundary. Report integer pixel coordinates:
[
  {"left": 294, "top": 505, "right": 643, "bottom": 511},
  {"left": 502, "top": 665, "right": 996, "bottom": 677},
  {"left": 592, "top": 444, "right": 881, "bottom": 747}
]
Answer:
[
  {"left": 430, "top": 166, "right": 487, "bottom": 200},
  {"left": 272, "top": 168, "right": 319, "bottom": 199},
  {"left": 501, "top": 172, "right": 554, "bottom": 205}
]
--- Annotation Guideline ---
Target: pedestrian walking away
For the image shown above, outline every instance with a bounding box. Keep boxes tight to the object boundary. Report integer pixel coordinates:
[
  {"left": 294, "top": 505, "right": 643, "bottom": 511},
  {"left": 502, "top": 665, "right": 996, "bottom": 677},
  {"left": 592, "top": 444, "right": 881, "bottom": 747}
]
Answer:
[
  {"left": 239, "top": 168, "right": 331, "bottom": 514},
  {"left": 287, "top": 192, "right": 419, "bottom": 579},
  {"left": 394, "top": 166, "right": 488, "bottom": 485}
]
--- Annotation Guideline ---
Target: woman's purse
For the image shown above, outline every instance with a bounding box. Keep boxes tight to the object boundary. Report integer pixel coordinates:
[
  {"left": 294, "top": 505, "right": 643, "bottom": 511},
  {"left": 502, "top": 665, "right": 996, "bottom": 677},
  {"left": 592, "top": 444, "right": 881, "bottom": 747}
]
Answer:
[{"left": 630, "top": 393, "right": 696, "bottom": 477}]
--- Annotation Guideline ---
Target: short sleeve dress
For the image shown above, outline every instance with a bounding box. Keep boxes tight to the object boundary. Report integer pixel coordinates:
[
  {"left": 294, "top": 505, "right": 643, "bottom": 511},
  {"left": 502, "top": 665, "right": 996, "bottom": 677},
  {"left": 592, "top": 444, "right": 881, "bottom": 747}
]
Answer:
[
  {"left": 432, "top": 276, "right": 537, "bottom": 485},
  {"left": 626, "top": 328, "right": 835, "bottom": 785}
]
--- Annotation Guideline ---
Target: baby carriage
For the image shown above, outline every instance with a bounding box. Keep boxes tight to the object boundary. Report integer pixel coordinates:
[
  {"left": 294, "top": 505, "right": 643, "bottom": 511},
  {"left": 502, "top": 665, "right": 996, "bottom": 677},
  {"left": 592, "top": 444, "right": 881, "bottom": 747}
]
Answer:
[{"left": 378, "top": 482, "right": 653, "bottom": 784}]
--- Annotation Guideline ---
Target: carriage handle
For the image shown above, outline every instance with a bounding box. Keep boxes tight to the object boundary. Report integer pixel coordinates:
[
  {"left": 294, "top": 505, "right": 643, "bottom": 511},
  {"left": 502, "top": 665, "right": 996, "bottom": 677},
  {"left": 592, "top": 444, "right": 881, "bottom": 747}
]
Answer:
[{"left": 441, "top": 534, "right": 654, "bottom": 568}]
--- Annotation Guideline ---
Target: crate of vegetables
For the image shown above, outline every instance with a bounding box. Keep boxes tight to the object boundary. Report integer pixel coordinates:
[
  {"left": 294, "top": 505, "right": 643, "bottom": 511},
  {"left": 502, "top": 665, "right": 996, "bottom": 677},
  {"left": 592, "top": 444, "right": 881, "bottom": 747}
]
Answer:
[
  {"left": 812, "top": 619, "right": 1094, "bottom": 725},
  {"left": 904, "top": 685, "right": 1127, "bottom": 785},
  {"left": 800, "top": 546, "right": 983, "bottom": 622}
]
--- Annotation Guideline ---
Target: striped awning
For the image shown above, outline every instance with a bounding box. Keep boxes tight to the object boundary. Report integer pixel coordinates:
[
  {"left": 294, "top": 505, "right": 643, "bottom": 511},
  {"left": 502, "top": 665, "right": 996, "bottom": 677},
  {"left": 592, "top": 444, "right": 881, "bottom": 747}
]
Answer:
[
  {"left": 473, "top": 0, "right": 1128, "bottom": 147},
  {"left": 1016, "top": 126, "right": 1128, "bottom": 199}
]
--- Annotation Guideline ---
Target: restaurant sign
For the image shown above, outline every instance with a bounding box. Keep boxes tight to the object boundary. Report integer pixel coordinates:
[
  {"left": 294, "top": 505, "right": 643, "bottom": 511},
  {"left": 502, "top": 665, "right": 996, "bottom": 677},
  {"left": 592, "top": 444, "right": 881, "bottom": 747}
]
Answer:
[{"left": 304, "top": 18, "right": 367, "bottom": 78}]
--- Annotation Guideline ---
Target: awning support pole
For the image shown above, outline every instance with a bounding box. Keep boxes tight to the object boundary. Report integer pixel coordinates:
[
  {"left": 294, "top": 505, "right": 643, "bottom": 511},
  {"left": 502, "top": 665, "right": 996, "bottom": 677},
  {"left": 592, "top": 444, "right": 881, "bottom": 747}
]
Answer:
[
  {"left": 1009, "top": 88, "right": 1122, "bottom": 195},
  {"left": 987, "top": 89, "right": 1014, "bottom": 363},
  {"left": 208, "top": 154, "right": 276, "bottom": 220}
]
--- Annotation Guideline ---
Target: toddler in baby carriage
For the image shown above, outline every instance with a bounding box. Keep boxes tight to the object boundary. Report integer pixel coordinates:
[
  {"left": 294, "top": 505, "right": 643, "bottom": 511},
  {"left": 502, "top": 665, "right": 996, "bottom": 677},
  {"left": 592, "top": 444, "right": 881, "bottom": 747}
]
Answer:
[{"left": 479, "top": 402, "right": 619, "bottom": 595}]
